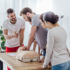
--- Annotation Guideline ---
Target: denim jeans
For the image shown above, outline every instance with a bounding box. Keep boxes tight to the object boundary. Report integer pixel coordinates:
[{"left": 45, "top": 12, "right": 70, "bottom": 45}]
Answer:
[
  {"left": 42, "top": 49, "right": 46, "bottom": 56},
  {"left": 52, "top": 61, "right": 70, "bottom": 70}
]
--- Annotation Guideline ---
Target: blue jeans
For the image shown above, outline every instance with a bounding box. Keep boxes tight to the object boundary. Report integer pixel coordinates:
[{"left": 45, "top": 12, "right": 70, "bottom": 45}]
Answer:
[
  {"left": 42, "top": 49, "right": 46, "bottom": 56},
  {"left": 52, "top": 61, "right": 70, "bottom": 70}
]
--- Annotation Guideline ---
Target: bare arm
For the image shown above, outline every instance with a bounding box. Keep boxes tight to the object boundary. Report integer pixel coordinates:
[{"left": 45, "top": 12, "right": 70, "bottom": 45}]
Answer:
[
  {"left": 27, "top": 26, "right": 37, "bottom": 50},
  {"left": 33, "top": 40, "right": 37, "bottom": 51},
  {"left": 19, "top": 29, "right": 25, "bottom": 46},
  {"left": 3, "top": 29, "right": 18, "bottom": 40}
]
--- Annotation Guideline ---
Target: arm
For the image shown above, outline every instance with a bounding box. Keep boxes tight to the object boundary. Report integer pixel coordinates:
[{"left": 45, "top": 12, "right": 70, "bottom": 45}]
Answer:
[
  {"left": 38, "top": 47, "right": 40, "bottom": 55},
  {"left": 27, "top": 26, "right": 37, "bottom": 50},
  {"left": 43, "top": 31, "right": 54, "bottom": 68},
  {"left": 19, "top": 19, "right": 25, "bottom": 46},
  {"left": 3, "top": 29, "right": 18, "bottom": 40},
  {"left": 67, "top": 48, "right": 70, "bottom": 56},
  {"left": 19, "top": 28, "right": 25, "bottom": 46},
  {"left": 33, "top": 40, "right": 37, "bottom": 51}
]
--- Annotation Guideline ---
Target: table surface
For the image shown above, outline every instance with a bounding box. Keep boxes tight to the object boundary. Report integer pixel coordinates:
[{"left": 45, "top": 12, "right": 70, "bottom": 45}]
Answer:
[{"left": 0, "top": 53, "right": 45, "bottom": 70}]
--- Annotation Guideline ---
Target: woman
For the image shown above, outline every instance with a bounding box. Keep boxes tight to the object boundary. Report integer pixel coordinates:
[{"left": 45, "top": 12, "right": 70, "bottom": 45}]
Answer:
[{"left": 39, "top": 12, "right": 70, "bottom": 70}]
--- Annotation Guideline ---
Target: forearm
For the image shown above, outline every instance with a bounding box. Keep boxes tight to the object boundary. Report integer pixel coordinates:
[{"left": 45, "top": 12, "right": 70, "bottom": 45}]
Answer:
[
  {"left": 27, "top": 26, "right": 37, "bottom": 50},
  {"left": 27, "top": 36, "right": 34, "bottom": 49},
  {"left": 38, "top": 47, "right": 40, "bottom": 55},
  {"left": 33, "top": 41, "right": 37, "bottom": 51},
  {"left": 43, "top": 32, "right": 54, "bottom": 68},
  {"left": 20, "top": 34, "right": 24, "bottom": 46},
  {"left": 19, "top": 29, "right": 24, "bottom": 46},
  {"left": 4, "top": 35, "right": 14, "bottom": 40},
  {"left": 43, "top": 51, "right": 51, "bottom": 68},
  {"left": 3, "top": 29, "right": 13, "bottom": 40},
  {"left": 43, "top": 44, "right": 53, "bottom": 68}
]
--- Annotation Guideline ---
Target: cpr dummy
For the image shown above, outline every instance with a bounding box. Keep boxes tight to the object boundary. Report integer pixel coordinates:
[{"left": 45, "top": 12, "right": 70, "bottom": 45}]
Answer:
[{"left": 16, "top": 47, "right": 40, "bottom": 62}]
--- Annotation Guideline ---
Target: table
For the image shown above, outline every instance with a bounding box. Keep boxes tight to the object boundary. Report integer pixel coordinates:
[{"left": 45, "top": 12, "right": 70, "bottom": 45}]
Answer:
[{"left": 0, "top": 53, "right": 51, "bottom": 70}]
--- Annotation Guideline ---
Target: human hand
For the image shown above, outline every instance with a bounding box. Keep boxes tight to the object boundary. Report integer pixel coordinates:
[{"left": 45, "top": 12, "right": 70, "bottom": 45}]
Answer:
[
  {"left": 17, "top": 47, "right": 27, "bottom": 52},
  {"left": 24, "top": 46, "right": 30, "bottom": 50},
  {"left": 12, "top": 32, "right": 18, "bottom": 38}
]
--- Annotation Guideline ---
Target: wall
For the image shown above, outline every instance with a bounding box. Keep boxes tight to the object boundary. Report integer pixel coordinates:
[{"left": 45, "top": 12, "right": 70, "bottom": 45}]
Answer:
[{"left": 53, "top": 0, "right": 70, "bottom": 49}]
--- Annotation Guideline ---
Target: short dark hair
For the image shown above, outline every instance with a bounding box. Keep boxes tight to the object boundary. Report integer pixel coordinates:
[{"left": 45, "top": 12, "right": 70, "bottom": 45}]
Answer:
[
  {"left": 40, "top": 14, "right": 44, "bottom": 22},
  {"left": 7, "top": 8, "right": 14, "bottom": 14},
  {"left": 20, "top": 7, "right": 32, "bottom": 15},
  {"left": 44, "top": 12, "right": 59, "bottom": 24}
]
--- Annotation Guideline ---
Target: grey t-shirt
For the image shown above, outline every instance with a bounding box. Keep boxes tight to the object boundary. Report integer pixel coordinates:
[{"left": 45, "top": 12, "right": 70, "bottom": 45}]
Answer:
[{"left": 32, "top": 15, "right": 48, "bottom": 49}]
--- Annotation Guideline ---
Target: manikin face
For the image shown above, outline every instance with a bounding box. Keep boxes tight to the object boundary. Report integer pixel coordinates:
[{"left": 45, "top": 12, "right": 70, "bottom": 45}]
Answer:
[{"left": 8, "top": 12, "right": 16, "bottom": 24}]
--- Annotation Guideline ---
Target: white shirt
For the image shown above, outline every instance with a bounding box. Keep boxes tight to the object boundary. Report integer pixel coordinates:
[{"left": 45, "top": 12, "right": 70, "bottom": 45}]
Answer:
[
  {"left": 43, "top": 26, "right": 70, "bottom": 68},
  {"left": 3, "top": 18, "right": 25, "bottom": 48}
]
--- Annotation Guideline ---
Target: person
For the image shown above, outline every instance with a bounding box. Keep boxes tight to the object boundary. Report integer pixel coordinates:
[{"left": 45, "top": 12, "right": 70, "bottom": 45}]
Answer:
[
  {"left": 39, "top": 12, "right": 70, "bottom": 70},
  {"left": 33, "top": 40, "right": 41, "bottom": 61},
  {"left": 3, "top": 8, "right": 25, "bottom": 70},
  {"left": 20, "top": 11, "right": 41, "bottom": 60},
  {"left": 33, "top": 40, "right": 40, "bottom": 54},
  {"left": 20, "top": 7, "right": 48, "bottom": 61}
]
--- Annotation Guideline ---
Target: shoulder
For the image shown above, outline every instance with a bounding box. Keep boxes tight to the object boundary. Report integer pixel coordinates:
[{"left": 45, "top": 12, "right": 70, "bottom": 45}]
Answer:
[
  {"left": 3, "top": 19, "right": 9, "bottom": 26},
  {"left": 48, "top": 28, "right": 56, "bottom": 37},
  {"left": 48, "top": 30, "right": 53, "bottom": 35},
  {"left": 16, "top": 18, "right": 25, "bottom": 25},
  {"left": 48, "top": 26, "right": 67, "bottom": 37},
  {"left": 32, "top": 15, "right": 40, "bottom": 26},
  {"left": 16, "top": 18, "right": 25, "bottom": 29},
  {"left": 32, "top": 15, "right": 40, "bottom": 20},
  {"left": 17, "top": 18, "right": 25, "bottom": 23},
  {"left": 2, "top": 19, "right": 10, "bottom": 29}
]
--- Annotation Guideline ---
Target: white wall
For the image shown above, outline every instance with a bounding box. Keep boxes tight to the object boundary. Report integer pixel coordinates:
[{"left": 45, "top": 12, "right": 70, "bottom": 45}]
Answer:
[
  {"left": 53, "top": 0, "right": 70, "bottom": 49},
  {"left": 36, "top": 0, "right": 53, "bottom": 14},
  {"left": 53, "top": 0, "right": 70, "bottom": 15}
]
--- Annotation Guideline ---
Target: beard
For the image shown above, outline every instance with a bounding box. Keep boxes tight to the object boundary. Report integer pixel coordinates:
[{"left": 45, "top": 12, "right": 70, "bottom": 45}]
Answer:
[
  {"left": 10, "top": 18, "right": 16, "bottom": 24},
  {"left": 27, "top": 17, "right": 32, "bottom": 22}
]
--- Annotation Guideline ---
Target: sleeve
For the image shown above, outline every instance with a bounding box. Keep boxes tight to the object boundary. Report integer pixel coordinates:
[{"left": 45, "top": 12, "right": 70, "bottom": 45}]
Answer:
[
  {"left": 43, "top": 31, "right": 54, "bottom": 68},
  {"left": 2, "top": 21, "right": 8, "bottom": 30},
  {"left": 20, "top": 19, "right": 25, "bottom": 29},
  {"left": 32, "top": 15, "right": 40, "bottom": 27}
]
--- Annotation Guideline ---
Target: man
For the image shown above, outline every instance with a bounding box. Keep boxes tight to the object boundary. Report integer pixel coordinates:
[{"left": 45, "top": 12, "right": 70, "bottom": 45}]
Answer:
[
  {"left": 3, "top": 8, "right": 25, "bottom": 52},
  {"left": 20, "top": 7, "right": 48, "bottom": 60},
  {"left": 3, "top": 8, "right": 25, "bottom": 70}
]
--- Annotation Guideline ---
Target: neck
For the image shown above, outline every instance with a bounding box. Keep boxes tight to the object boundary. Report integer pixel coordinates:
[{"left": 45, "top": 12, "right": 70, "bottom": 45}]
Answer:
[
  {"left": 50, "top": 23, "right": 59, "bottom": 29},
  {"left": 30, "top": 13, "right": 35, "bottom": 18}
]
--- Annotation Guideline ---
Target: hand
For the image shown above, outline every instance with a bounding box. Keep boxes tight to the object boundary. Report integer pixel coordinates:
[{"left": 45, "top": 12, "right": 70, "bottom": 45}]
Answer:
[
  {"left": 48, "top": 62, "right": 51, "bottom": 68},
  {"left": 15, "top": 32, "right": 18, "bottom": 38},
  {"left": 24, "top": 46, "right": 30, "bottom": 50},
  {"left": 18, "top": 47, "right": 27, "bottom": 52},
  {"left": 20, "top": 44, "right": 23, "bottom": 47},
  {"left": 13, "top": 32, "right": 18, "bottom": 38},
  {"left": 20, "top": 47, "right": 26, "bottom": 50}
]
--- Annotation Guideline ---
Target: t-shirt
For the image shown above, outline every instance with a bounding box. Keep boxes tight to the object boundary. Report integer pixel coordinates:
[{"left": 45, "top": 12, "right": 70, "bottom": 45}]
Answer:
[
  {"left": 32, "top": 15, "right": 48, "bottom": 49},
  {"left": 2, "top": 18, "right": 25, "bottom": 48},
  {"left": 43, "top": 26, "right": 70, "bottom": 68}
]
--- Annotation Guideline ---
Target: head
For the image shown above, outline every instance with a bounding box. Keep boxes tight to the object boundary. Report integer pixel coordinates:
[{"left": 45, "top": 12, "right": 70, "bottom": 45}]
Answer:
[
  {"left": 40, "top": 12, "right": 59, "bottom": 29},
  {"left": 7, "top": 8, "right": 16, "bottom": 24},
  {"left": 20, "top": 7, "right": 32, "bottom": 22},
  {"left": 40, "top": 13, "right": 46, "bottom": 28}
]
